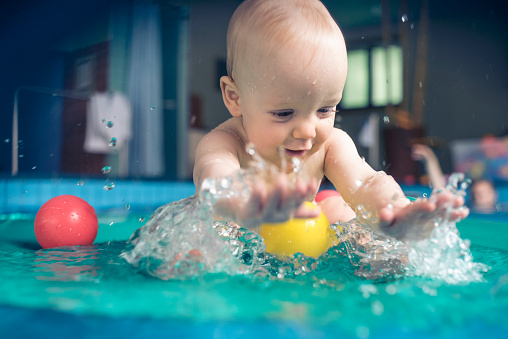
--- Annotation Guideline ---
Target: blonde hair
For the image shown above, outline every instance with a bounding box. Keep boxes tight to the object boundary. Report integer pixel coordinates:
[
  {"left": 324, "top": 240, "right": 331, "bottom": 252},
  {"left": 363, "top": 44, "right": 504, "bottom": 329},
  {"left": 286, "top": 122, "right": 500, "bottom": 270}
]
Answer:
[{"left": 226, "top": 0, "right": 344, "bottom": 85}]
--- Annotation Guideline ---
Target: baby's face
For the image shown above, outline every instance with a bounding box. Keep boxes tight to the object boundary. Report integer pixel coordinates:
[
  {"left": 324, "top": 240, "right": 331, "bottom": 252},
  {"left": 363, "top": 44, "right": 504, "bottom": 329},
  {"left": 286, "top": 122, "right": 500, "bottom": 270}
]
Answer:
[
  {"left": 237, "top": 36, "right": 347, "bottom": 170},
  {"left": 472, "top": 181, "right": 496, "bottom": 210}
]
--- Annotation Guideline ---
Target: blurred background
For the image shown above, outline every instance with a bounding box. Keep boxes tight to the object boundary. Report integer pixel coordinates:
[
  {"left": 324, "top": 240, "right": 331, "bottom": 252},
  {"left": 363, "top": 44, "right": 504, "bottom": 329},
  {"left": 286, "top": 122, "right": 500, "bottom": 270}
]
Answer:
[{"left": 1, "top": 0, "right": 507, "bottom": 186}]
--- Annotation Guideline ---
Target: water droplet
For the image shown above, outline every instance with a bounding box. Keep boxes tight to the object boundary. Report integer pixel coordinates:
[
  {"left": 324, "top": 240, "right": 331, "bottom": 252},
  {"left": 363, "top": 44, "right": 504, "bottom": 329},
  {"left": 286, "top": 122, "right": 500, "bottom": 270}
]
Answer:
[
  {"left": 423, "top": 193, "right": 428, "bottom": 198},
  {"left": 109, "top": 222, "right": 114, "bottom": 226},
  {"left": 220, "top": 178, "right": 231, "bottom": 189},
  {"left": 371, "top": 300, "right": 384, "bottom": 315},
  {"left": 4, "top": 139, "right": 10, "bottom": 143},
  {"left": 109, "top": 138, "right": 117, "bottom": 147},
  {"left": 124, "top": 203, "right": 130, "bottom": 210},
  {"left": 385, "top": 284, "right": 397, "bottom": 295},
  {"left": 77, "top": 180, "right": 84, "bottom": 186},
  {"left": 101, "top": 166, "right": 112, "bottom": 174},
  {"left": 32, "top": 166, "right": 36, "bottom": 170},
  {"left": 419, "top": 81, "right": 422, "bottom": 88},
  {"left": 246, "top": 143, "right": 256, "bottom": 155},
  {"left": 401, "top": 14, "right": 408, "bottom": 22},
  {"left": 106, "top": 121, "right": 114, "bottom": 128},
  {"left": 103, "top": 182, "right": 115, "bottom": 191},
  {"left": 150, "top": 106, "right": 156, "bottom": 110},
  {"left": 464, "top": 239, "right": 471, "bottom": 248},
  {"left": 410, "top": 23, "right": 414, "bottom": 29},
  {"left": 383, "top": 116, "right": 390, "bottom": 124},
  {"left": 356, "top": 326, "right": 369, "bottom": 339},
  {"left": 460, "top": 179, "right": 471, "bottom": 190},
  {"left": 18, "top": 154, "right": 24, "bottom": 158}
]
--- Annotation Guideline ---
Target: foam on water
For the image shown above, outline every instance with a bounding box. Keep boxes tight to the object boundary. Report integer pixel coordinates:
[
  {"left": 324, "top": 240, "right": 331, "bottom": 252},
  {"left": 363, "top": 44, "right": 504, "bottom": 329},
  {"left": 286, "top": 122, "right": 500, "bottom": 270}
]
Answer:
[{"left": 121, "top": 147, "right": 489, "bottom": 284}]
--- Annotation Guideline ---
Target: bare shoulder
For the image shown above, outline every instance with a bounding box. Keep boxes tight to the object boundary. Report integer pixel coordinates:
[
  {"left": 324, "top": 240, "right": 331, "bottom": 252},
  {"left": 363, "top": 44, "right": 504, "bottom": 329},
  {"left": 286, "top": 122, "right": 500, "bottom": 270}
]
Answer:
[
  {"left": 196, "top": 118, "right": 246, "bottom": 155},
  {"left": 324, "top": 128, "right": 357, "bottom": 155},
  {"left": 193, "top": 118, "right": 248, "bottom": 186}
]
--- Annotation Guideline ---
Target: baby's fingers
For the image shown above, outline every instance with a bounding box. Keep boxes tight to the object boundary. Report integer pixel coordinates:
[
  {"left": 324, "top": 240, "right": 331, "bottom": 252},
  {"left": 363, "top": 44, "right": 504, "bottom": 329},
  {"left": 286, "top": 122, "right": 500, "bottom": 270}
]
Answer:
[
  {"left": 450, "top": 205, "right": 469, "bottom": 221},
  {"left": 452, "top": 195, "right": 466, "bottom": 208},
  {"left": 293, "top": 202, "right": 321, "bottom": 219}
]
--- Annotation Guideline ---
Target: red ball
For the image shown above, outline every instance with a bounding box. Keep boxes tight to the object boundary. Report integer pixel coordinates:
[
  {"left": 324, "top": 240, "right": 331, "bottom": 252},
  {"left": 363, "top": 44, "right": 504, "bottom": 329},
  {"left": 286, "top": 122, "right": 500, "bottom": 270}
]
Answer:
[
  {"left": 315, "top": 189, "right": 341, "bottom": 203},
  {"left": 34, "top": 195, "right": 98, "bottom": 249}
]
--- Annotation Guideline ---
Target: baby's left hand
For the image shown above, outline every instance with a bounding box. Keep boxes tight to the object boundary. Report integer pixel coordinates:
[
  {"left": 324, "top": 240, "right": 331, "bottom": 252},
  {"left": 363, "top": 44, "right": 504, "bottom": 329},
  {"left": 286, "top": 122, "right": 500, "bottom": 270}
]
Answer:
[{"left": 378, "top": 190, "right": 469, "bottom": 241}]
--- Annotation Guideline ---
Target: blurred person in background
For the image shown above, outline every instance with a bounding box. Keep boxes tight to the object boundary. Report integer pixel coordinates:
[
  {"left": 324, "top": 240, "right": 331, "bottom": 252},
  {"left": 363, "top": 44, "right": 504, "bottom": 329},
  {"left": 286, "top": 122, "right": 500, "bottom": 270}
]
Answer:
[{"left": 412, "top": 144, "right": 500, "bottom": 214}]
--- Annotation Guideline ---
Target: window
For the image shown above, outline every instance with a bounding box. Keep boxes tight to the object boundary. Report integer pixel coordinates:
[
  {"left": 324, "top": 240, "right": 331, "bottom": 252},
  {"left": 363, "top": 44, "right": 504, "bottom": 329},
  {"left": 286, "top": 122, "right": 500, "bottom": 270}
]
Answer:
[{"left": 341, "top": 45, "right": 403, "bottom": 110}]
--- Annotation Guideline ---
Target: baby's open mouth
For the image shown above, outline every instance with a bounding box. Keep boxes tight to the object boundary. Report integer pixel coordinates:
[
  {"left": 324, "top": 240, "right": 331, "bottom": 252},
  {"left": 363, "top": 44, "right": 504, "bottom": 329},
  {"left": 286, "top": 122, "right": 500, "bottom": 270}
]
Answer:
[{"left": 285, "top": 149, "right": 308, "bottom": 157}]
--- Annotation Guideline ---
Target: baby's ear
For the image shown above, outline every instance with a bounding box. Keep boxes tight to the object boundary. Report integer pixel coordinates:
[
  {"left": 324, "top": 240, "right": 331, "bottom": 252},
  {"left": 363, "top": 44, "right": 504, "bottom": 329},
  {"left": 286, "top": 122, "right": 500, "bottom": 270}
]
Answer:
[{"left": 220, "top": 76, "right": 242, "bottom": 117}]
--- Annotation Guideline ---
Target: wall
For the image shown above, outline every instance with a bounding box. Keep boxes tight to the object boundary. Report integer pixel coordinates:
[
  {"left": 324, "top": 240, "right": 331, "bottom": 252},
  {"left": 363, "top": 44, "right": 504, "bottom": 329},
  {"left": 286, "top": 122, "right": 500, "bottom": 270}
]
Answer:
[{"left": 187, "top": 1, "right": 238, "bottom": 131}]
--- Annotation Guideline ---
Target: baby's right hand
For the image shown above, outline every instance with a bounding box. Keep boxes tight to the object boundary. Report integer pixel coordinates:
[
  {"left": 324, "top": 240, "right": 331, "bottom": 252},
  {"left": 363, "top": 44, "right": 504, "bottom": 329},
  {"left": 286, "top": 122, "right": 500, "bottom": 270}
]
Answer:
[
  {"left": 213, "top": 173, "right": 319, "bottom": 229},
  {"left": 378, "top": 190, "right": 469, "bottom": 241}
]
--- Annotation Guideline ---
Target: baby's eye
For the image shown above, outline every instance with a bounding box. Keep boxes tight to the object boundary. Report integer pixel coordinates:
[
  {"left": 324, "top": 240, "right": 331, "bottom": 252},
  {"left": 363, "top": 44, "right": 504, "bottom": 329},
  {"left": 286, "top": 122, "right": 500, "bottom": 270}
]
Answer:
[
  {"left": 270, "top": 110, "right": 294, "bottom": 120},
  {"left": 317, "top": 107, "right": 338, "bottom": 117}
]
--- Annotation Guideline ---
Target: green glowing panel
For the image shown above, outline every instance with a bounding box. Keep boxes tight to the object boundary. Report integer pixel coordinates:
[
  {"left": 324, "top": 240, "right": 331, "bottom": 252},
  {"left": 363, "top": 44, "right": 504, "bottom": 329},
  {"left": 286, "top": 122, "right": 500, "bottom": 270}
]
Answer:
[
  {"left": 371, "top": 45, "right": 403, "bottom": 106},
  {"left": 341, "top": 49, "right": 369, "bottom": 109}
]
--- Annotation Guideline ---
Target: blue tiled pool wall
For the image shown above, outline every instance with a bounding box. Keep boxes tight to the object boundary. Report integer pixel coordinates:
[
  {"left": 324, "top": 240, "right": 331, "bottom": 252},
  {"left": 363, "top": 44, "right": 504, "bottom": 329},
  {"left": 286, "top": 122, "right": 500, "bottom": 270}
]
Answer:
[
  {"left": 0, "top": 177, "right": 196, "bottom": 214},
  {"left": 1, "top": 177, "right": 507, "bottom": 215}
]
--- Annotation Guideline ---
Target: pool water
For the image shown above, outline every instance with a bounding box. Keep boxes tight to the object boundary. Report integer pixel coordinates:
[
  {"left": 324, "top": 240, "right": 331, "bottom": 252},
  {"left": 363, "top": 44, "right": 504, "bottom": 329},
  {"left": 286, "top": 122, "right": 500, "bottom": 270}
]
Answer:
[{"left": 0, "top": 212, "right": 507, "bottom": 338}]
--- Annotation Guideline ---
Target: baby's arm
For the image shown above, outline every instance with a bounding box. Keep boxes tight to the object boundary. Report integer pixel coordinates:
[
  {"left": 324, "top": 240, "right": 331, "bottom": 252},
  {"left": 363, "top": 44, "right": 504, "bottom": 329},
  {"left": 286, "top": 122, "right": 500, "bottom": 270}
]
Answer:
[
  {"left": 193, "top": 128, "right": 318, "bottom": 228},
  {"left": 324, "top": 129, "right": 468, "bottom": 241}
]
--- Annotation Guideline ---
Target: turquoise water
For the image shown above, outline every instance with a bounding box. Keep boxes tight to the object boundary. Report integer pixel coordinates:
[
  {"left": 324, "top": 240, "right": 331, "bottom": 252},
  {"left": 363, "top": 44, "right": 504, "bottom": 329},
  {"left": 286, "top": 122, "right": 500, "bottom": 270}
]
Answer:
[{"left": 0, "top": 212, "right": 507, "bottom": 338}]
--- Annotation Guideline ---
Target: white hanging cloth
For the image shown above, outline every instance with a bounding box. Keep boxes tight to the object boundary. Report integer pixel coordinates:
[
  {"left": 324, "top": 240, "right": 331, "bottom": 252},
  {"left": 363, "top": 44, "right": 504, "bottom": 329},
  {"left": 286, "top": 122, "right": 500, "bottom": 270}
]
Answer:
[{"left": 84, "top": 91, "right": 132, "bottom": 154}]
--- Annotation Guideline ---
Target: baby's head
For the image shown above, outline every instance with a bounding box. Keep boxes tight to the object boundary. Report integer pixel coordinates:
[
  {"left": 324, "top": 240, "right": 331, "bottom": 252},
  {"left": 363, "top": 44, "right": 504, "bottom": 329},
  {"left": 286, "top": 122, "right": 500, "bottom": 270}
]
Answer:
[
  {"left": 470, "top": 179, "right": 498, "bottom": 213},
  {"left": 221, "top": 0, "right": 348, "bottom": 168},
  {"left": 226, "top": 0, "right": 347, "bottom": 91}
]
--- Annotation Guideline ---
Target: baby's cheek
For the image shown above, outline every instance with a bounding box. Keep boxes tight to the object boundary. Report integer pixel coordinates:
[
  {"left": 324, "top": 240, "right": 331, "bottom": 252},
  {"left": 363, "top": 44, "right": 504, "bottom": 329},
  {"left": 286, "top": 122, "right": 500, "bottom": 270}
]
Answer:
[{"left": 317, "top": 123, "right": 334, "bottom": 143}]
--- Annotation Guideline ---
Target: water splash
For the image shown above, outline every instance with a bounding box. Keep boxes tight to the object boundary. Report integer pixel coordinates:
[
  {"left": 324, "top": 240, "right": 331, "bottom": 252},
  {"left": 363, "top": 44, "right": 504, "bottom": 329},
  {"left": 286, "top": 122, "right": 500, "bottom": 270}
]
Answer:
[
  {"left": 121, "top": 196, "right": 254, "bottom": 280},
  {"left": 405, "top": 173, "right": 490, "bottom": 283},
  {"left": 121, "top": 144, "right": 307, "bottom": 280},
  {"left": 121, "top": 147, "right": 488, "bottom": 284},
  {"left": 337, "top": 173, "right": 489, "bottom": 284},
  {"left": 103, "top": 182, "right": 115, "bottom": 191}
]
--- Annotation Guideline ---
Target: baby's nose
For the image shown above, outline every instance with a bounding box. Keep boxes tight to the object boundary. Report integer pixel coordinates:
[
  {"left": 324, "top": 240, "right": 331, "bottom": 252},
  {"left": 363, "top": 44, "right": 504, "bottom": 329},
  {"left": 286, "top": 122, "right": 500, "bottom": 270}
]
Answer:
[{"left": 293, "top": 120, "right": 316, "bottom": 140}]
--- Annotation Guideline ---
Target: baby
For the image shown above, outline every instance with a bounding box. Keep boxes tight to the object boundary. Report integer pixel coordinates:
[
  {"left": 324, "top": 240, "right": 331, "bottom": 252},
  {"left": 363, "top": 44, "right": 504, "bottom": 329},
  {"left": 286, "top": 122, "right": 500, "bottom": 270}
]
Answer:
[{"left": 194, "top": 0, "right": 468, "bottom": 241}]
